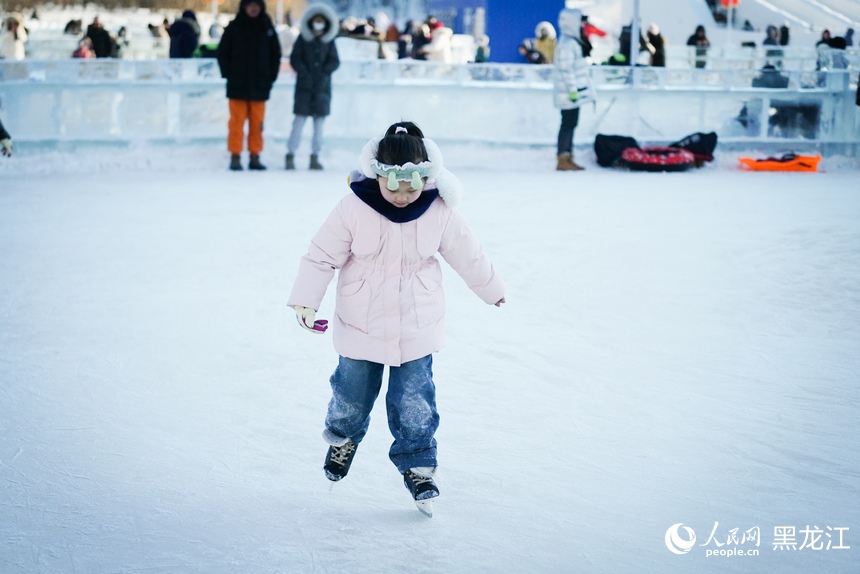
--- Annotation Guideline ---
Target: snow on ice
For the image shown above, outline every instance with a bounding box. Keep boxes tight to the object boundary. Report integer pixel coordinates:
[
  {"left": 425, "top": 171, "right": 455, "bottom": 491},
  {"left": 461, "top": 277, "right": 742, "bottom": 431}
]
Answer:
[{"left": 0, "top": 142, "right": 858, "bottom": 572}]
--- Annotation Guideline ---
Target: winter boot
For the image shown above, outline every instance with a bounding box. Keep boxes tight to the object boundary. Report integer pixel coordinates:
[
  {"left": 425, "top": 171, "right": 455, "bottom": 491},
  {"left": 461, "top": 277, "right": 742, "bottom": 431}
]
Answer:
[
  {"left": 403, "top": 468, "right": 440, "bottom": 501},
  {"left": 285, "top": 153, "right": 295, "bottom": 170},
  {"left": 229, "top": 154, "right": 243, "bottom": 171},
  {"left": 323, "top": 439, "right": 357, "bottom": 481},
  {"left": 309, "top": 154, "right": 324, "bottom": 170},
  {"left": 556, "top": 152, "right": 584, "bottom": 171},
  {"left": 249, "top": 154, "right": 266, "bottom": 171}
]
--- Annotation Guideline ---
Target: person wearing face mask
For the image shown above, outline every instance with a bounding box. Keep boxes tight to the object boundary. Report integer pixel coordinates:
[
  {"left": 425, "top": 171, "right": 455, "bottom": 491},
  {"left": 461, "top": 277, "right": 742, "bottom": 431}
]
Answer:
[
  {"left": 285, "top": 4, "right": 340, "bottom": 171},
  {"left": 217, "top": 0, "right": 282, "bottom": 171}
]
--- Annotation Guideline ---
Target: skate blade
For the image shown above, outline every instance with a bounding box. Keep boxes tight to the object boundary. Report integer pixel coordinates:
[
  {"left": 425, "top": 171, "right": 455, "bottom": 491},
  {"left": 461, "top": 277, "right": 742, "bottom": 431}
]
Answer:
[{"left": 415, "top": 499, "right": 433, "bottom": 518}]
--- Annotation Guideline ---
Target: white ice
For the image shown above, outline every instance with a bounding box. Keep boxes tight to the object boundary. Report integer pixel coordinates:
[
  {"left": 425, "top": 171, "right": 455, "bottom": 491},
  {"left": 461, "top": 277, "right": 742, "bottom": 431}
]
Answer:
[{"left": 0, "top": 144, "right": 858, "bottom": 573}]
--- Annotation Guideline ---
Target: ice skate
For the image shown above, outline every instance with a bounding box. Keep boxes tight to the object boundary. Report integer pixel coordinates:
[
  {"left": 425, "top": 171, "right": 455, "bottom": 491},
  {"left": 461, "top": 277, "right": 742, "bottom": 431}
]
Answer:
[
  {"left": 323, "top": 438, "right": 357, "bottom": 482},
  {"left": 403, "top": 468, "right": 439, "bottom": 517}
]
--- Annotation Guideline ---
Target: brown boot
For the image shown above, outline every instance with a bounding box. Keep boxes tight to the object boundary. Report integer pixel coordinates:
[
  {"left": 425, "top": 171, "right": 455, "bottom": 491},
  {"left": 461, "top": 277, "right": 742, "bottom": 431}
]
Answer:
[{"left": 557, "top": 152, "right": 584, "bottom": 171}]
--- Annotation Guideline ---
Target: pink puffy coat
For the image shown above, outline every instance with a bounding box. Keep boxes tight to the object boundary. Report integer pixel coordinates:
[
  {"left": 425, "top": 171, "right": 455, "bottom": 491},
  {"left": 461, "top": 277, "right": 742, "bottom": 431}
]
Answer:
[{"left": 288, "top": 189, "right": 505, "bottom": 366}]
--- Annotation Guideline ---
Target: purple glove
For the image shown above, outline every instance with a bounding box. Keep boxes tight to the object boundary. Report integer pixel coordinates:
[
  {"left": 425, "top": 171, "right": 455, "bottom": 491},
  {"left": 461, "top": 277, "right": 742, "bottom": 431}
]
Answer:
[{"left": 294, "top": 306, "right": 328, "bottom": 334}]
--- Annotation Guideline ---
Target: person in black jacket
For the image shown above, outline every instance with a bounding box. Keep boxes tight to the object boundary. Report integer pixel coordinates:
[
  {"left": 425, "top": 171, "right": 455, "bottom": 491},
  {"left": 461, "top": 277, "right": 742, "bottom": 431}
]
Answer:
[
  {"left": 285, "top": 3, "right": 340, "bottom": 171},
  {"left": 217, "top": 0, "right": 282, "bottom": 171},
  {"left": 686, "top": 25, "right": 710, "bottom": 69},
  {"left": 169, "top": 10, "right": 200, "bottom": 58},
  {"left": 0, "top": 117, "right": 12, "bottom": 157},
  {"left": 86, "top": 16, "right": 116, "bottom": 58}
]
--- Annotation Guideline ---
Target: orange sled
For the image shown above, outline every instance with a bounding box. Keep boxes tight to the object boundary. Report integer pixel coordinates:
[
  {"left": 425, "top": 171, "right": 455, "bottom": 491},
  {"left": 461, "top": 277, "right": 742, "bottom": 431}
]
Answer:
[{"left": 739, "top": 153, "right": 821, "bottom": 172}]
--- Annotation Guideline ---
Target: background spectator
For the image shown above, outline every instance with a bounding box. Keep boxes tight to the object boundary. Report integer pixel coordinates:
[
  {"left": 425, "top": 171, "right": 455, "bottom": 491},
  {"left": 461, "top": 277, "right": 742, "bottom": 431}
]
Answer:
[
  {"left": 396, "top": 20, "right": 412, "bottom": 59},
  {"left": 474, "top": 34, "right": 489, "bottom": 63},
  {"left": 286, "top": 3, "right": 340, "bottom": 171},
  {"left": 72, "top": 37, "right": 95, "bottom": 59},
  {"left": 1, "top": 15, "right": 28, "bottom": 61},
  {"left": 553, "top": 8, "right": 594, "bottom": 171},
  {"left": 86, "top": 17, "right": 116, "bottom": 58},
  {"left": 647, "top": 23, "right": 665, "bottom": 67},
  {"left": 687, "top": 25, "right": 709, "bottom": 69},
  {"left": 0, "top": 117, "right": 11, "bottom": 157},
  {"left": 763, "top": 25, "right": 779, "bottom": 46},
  {"left": 779, "top": 23, "right": 790, "bottom": 46},
  {"left": 169, "top": 10, "right": 200, "bottom": 58},
  {"left": 619, "top": 21, "right": 650, "bottom": 64},
  {"left": 217, "top": 0, "right": 282, "bottom": 171},
  {"left": 519, "top": 41, "right": 545, "bottom": 64},
  {"left": 534, "top": 21, "right": 556, "bottom": 64},
  {"left": 410, "top": 21, "right": 430, "bottom": 60},
  {"left": 419, "top": 20, "right": 453, "bottom": 63}
]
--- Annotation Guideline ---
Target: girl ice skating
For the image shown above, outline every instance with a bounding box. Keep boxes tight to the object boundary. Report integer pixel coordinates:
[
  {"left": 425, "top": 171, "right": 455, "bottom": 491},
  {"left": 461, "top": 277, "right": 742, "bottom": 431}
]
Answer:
[{"left": 287, "top": 122, "right": 506, "bottom": 516}]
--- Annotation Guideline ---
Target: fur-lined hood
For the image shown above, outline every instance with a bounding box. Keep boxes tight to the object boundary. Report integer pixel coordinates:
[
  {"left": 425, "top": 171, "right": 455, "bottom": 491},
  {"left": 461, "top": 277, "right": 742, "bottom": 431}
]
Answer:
[
  {"left": 357, "top": 136, "right": 463, "bottom": 208},
  {"left": 535, "top": 21, "right": 556, "bottom": 40},
  {"left": 299, "top": 3, "right": 339, "bottom": 43}
]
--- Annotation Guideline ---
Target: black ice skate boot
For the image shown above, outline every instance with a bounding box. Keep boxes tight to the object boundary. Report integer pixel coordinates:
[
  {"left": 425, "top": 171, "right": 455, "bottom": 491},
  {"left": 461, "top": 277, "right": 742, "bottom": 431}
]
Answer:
[
  {"left": 229, "top": 154, "right": 243, "bottom": 171},
  {"left": 403, "top": 468, "right": 439, "bottom": 501},
  {"left": 309, "top": 154, "right": 324, "bottom": 170},
  {"left": 403, "top": 468, "right": 439, "bottom": 518},
  {"left": 249, "top": 154, "right": 267, "bottom": 170},
  {"left": 285, "top": 153, "right": 295, "bottom": 170},
  {"left": 324, "top": 439, "right": 357, "bottom": 482}
]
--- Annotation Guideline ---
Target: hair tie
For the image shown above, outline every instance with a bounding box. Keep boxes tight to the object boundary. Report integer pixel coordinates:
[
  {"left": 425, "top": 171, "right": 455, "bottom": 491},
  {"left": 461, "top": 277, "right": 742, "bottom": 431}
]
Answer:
[
  {"left": 395, "top": 126, "right": 408, "bottom": 134},
  {"left": 410, "top": 171, "right": 422, "bottom": 190}
]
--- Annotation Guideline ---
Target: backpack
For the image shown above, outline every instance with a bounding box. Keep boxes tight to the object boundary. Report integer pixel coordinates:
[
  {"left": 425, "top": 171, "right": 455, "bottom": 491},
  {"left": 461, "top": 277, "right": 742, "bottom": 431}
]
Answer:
[
  {"left": 594, "top": 134, "right": 640, "bottom": 167},
  {"left": 668, "top": 132, "right": 718, "bottom": 162}
]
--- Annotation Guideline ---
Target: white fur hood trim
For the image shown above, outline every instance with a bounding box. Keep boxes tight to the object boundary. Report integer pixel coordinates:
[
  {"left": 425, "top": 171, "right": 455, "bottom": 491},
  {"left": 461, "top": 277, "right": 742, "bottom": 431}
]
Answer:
[
  {"left": 299, "top": 3, "right": 339, "bottom": 43},
  {"left": 358, "top": 136, "right": 462, "bottom": 208}
]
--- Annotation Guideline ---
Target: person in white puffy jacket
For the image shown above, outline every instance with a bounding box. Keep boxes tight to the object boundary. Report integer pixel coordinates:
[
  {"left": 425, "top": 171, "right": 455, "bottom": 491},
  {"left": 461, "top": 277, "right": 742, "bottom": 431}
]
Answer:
[
  {"left": 1, "top": 15, "right": 27, "bottom": 60},
  {"left": 553, "top": 8, "right": 595, "bottom": 171},
  {"left": 419, "top": 21, "right": 453, "bottom": 64}
]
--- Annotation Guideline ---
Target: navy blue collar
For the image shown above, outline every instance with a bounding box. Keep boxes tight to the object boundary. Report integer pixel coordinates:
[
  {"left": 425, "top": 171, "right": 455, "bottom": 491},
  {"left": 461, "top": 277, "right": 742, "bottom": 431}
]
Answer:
[{"left": 350, "top": 175, "right": 439, "bottom": 223}]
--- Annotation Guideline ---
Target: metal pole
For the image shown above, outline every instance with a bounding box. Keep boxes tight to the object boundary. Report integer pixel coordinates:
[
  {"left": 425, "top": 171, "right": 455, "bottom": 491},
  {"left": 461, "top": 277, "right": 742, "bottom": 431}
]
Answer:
[
  {"left": 630, "top": 0, "right": 641, "bottom": 66},
  {"left": 726, "top": 1, "right": 734, "bottom": 50},
  {"left": 276, "top": 0, "right": 285, "bottom": 27}
]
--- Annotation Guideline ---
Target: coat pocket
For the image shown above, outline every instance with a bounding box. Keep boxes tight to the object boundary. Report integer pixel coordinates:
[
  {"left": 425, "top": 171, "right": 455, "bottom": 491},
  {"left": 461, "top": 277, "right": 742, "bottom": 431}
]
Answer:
[
  {"left": 413, "top": 272, "right": 444, "bottom": 328},
  {"left": 336, "top": 279, "right": 371, "bottom": 333}
]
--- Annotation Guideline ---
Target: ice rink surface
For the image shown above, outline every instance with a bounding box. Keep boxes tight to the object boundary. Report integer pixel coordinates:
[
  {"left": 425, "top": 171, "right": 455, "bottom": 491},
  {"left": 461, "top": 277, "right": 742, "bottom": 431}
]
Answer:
[{"left": 1, "top": 145, "right": 858, "bottom": 573}]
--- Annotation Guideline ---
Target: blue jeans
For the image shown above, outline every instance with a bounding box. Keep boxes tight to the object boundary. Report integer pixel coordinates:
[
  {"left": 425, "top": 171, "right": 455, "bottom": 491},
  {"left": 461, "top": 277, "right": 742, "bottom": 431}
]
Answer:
[
  {"left": 325, "top": 355, "right": 439, "bottom": 473},
  {"left": 557, "top": 107, "right": 580, "bottom": 155}
]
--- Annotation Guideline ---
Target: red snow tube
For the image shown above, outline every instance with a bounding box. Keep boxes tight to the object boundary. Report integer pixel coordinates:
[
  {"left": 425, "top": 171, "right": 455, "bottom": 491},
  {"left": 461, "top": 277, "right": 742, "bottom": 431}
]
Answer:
[{"left": 620, "top": 146, "right": 696, "bottom": 172}]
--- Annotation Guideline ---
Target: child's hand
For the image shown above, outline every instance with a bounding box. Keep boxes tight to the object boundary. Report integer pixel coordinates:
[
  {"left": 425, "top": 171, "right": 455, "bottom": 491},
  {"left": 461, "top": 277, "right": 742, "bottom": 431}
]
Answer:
[
  {"left": 494, "top": 297, "right": 505, "bottom": 307},
  {"left": 294, "top": 305, "right": 329, "bottom": 334}
]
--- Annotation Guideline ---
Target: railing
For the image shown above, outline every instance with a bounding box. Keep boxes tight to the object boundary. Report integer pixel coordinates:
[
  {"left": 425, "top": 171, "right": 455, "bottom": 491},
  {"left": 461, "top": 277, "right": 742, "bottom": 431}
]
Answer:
[
  {"left": 0, "top": 59, "right": 857, "bottom": 152},
  {"left": 16, "top": 30, "right": 860, "bottom": 71}
]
